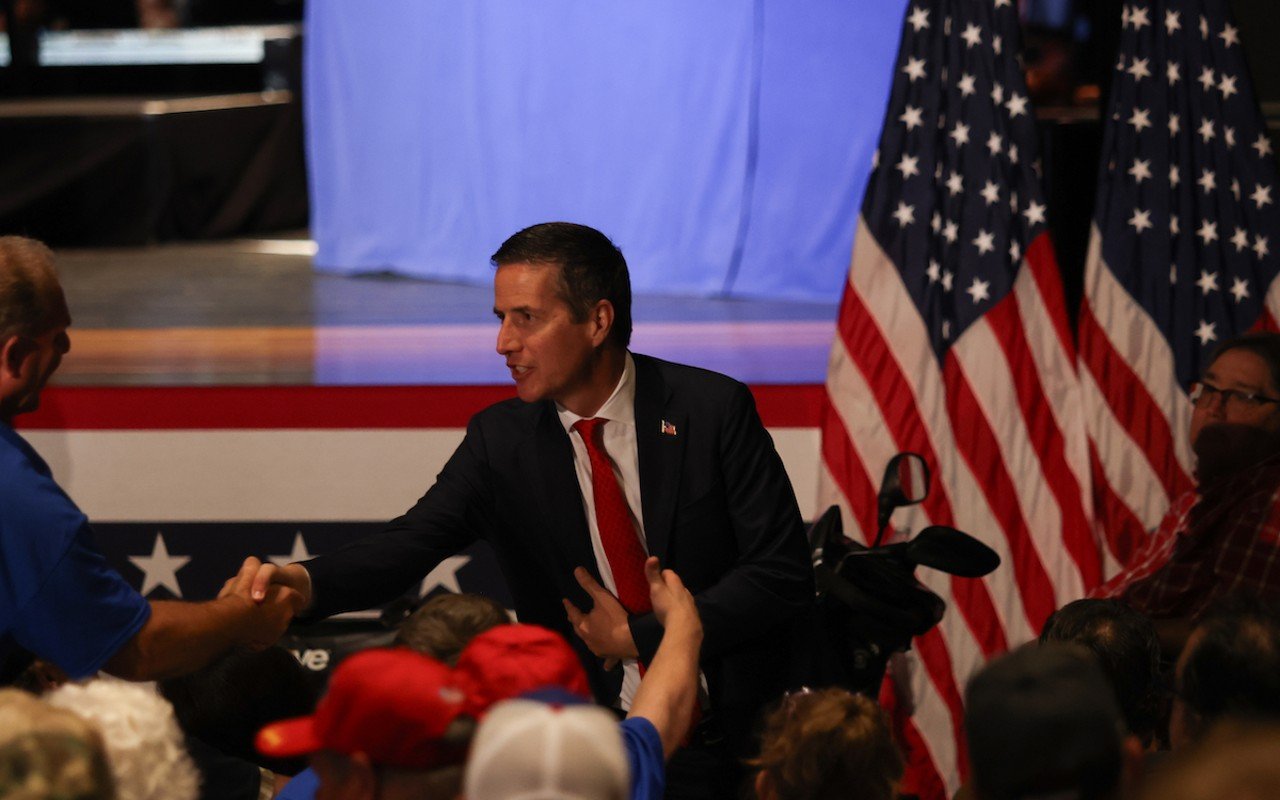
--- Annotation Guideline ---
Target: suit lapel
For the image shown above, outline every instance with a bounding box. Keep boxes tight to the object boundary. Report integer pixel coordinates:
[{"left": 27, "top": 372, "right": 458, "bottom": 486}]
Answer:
[
  {"left": 634, "top": 356, "right": 685, "bottom": 563},
  {"left": 528, "top": 403, "right": 599, "bottom": 579}
]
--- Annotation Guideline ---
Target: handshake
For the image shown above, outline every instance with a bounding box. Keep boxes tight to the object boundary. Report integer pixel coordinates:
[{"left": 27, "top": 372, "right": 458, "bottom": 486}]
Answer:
[{"left": 215, "top": 558, "right": 314, "bottom": 651}]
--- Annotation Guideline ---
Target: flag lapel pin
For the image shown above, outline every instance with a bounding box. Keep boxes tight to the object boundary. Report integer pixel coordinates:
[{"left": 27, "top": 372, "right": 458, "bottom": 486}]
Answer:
[{"left": 660, "top": 420, "right": 677, "bottom": 437}]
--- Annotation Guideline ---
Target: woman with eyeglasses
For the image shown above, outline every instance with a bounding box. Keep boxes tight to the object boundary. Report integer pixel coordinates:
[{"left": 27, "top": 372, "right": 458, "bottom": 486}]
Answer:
[
  {"left": 748, "top": 688, "right": 902, "bottom": 800},
  {"left": 1090, "top": 333, "right": 1280, "bottom": 657}
]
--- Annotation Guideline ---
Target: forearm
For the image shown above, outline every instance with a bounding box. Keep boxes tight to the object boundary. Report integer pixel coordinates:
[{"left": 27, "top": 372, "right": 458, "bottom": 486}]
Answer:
[
  {"left": 627, "top": 617, "right": 703, "bottom": 759},
  {"left": 103, "top": 598, "right": 251, "bottom": 681}
]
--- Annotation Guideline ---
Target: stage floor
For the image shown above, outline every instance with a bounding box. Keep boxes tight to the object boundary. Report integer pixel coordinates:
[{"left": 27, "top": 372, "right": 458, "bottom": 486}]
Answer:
[{"left": 53, "top": 234, "right": 839, "bottom": 387}]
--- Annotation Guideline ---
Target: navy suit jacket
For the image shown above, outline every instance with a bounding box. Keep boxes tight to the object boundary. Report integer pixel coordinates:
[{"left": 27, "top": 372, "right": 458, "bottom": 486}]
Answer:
[{"left": 303, "top": 353, "right": 814, "bottom": 740}]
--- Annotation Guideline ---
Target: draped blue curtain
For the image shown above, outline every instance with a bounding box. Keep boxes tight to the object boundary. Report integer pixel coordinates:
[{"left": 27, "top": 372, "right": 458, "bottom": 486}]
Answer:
[{"left": 304, "top": 0, "right": 907, "bottom": 302}]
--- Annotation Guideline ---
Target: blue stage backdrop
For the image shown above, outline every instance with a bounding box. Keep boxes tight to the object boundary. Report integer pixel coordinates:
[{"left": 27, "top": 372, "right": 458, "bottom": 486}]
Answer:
[{"left": 304, "top": 0, "right": 907, "bottom": 302}]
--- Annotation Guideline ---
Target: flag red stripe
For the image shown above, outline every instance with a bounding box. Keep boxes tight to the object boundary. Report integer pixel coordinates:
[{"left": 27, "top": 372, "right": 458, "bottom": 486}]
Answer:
[
  {"left": 1024, "top": 234, "right": 1075, "bottom": 360},
  {"left": 818, "top": 392, "right": 879, "bottom": 535},
  {"left": 911, "top": 627, "right": 971, "bottom": 782},
  {"left": 1088, "top": 441, "right": 1147, "bottom": 567},
  {"left": 1078, "top": 302, "right": 1194, "bottom": 501},
  {"left": 988, "top": 294, "right": 1102, "bottom": 588},
  {"left": 837, "top": 283, "right": 1011, "bottom": 655},
  {"left": 898, "top": 715, "right": 952, "bottom": 799},
  {"left": 834, "top": 278, "right": 997, "bottom": 784},
  {"left": 943, "top": 349, "right": 1059, "bottom": 632}
]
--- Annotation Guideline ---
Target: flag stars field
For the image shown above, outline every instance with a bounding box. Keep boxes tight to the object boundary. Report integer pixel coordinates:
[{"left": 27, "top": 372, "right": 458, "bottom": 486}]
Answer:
[{"left": 1231, "top": 277, "right": 1250, "bottom": 302}]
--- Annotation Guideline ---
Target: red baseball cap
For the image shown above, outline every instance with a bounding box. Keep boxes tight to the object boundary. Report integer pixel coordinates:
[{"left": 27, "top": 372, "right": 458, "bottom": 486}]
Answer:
[
  {"left": 453, "top": 624, "right": 591, "bottom": 716},
  {"left": 256, "top": 648, "right": 468, "bottom": 769}
]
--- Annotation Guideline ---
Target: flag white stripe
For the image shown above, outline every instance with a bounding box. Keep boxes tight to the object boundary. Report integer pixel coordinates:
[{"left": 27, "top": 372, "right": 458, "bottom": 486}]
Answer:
[
  {"left": 841, "top": 224, "right": 1035, "bottom": 646},
  {"left": 953, "top": 318, "right": 1082, "bottom": 608},
  {"left": 1080, "top": 365, "right": 1171, "bottom": 531},
  {"left": 1084, "top": 228, "right": 1195, "bottom": 477},
  {"left": 903, "top": 649, "right": 963, "bottom": 796},
  {"left": 1015, "top": 259, "right": 1096, "bottom": 548}
]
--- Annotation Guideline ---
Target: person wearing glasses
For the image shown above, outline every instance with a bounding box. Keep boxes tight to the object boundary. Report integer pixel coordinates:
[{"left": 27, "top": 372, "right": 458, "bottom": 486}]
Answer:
[{"left": 1092, "top": 333, "right": 1280, "bottom": 653}]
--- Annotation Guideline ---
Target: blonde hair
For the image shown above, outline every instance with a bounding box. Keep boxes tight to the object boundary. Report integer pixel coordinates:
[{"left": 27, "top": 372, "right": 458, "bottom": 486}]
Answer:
[
  {"left": 751, "top": 689, "right": 903, "bottom": 800},
  {"left": 46, "top": 679, "right": 199, "bottom": 800},
  {"left": 0, "top": 688, "right": 116, "bottom": 800},
  {"left": 0, "top": 236, "right": 60, "bottom": 341}
]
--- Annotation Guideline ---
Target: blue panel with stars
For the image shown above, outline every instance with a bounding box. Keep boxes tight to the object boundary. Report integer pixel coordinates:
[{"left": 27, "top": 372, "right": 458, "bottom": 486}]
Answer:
[
  {"left": 1093, "top": 0, "right": 1280, "bottom": 388},
  {"left": 92, "top": 523, "right": 512, "bottom": 610},
  {"left": 859, "top": 0, "right": 1050, "bottom": 360}
]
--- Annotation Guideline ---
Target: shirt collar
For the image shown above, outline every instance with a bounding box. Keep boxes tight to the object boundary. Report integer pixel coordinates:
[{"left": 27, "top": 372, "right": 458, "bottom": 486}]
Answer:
[{"left": 557, "top": 352, "right": 636, "bottom": 434}]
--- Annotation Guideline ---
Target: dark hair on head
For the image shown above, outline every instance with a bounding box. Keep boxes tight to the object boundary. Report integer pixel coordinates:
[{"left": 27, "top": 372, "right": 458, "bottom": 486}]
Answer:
[
  {"left": 159, "top": 646, "right": 318, "bottom": 775},
  {"left": 965, "top": 644, "right": 1125, "bottom": 800},
  {"left": 1041, "top": 598, "right": 1164, "bottom": 745},
  {"left": 490, "top": 222, "right": 632, "bottom": 349},
  {"left": 1179, "top": 594, "right": 1280, "bottom": 737},
  {"left": 1208, "top": 333, "right": 1280, "bottom": 394},
  {"left": 749, "top": 689, "right": 903, "bottom": 800},
  {"left": 394, "top": 593, "right": 510, "bottom": 666}
]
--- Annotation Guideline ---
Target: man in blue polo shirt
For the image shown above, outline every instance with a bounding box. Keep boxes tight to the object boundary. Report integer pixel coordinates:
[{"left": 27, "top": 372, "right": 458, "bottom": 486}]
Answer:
[{"left": 0, "top": 235, "right": 301, "bottom": 684}]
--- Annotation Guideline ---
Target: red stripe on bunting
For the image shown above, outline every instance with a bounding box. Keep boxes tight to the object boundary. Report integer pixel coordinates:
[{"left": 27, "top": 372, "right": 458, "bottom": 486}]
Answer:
[{"left": 19, "top": 384, "right": 825, "bottom": 430}]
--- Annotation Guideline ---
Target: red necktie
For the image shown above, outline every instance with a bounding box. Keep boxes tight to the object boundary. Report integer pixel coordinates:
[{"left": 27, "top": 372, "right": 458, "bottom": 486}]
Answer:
[{"left": 572, "top": 418, "right": 652, "bottom": 615}]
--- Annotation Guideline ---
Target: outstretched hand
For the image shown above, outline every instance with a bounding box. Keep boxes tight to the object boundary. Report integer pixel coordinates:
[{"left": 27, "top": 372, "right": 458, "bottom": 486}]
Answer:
[
  {"left": 644, "top": 556, "right": 700, "bottom": 637},
  {"left": 563, "top": 567, "right": 640, "bottom": 669}
]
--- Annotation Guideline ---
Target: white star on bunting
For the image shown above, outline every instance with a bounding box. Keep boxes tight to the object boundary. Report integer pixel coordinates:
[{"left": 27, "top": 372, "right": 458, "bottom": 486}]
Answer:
[
  {"left": 129, "top": 534, "right": 191, "bottom": 597},
  {"left": 269, "top": 532, "right": 314, "bottom": 567}
]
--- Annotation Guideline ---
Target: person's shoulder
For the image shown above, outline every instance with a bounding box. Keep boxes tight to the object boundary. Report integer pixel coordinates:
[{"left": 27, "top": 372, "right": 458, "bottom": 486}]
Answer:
[
  {"left": 633, "top": 353, "right": 746, "bottom": 399},
  {"left": 0, "top": 428, "right": 67, "bottom": 509},
  {"left": 467, "top": 395, "right": 547, "bottom": 435}
]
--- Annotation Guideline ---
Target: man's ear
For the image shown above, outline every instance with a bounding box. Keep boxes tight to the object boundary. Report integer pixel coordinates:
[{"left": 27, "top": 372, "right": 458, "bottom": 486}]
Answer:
[
  {"left": 589, "top": 300, "right": 615, "bottom": 347},
  {"left": 0, "top": 334, "right": 35, "bottom": 379}
]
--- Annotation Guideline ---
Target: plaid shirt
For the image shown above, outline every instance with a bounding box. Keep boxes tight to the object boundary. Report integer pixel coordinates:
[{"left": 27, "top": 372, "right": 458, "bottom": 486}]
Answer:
[{"left": 1092, "top": 453, "right": 1280, "bottom": 619}]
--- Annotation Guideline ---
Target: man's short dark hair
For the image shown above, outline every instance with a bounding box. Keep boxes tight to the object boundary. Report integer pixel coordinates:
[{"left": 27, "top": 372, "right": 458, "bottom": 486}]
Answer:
[
  {"left": 490, "top": 222, "right": 632, "bottom": 349},
  {"left": 1179, "top": 595, "right": 1280, "bottom": 735},
  {"left": 1208, "top": 333, "right": 1280, "bottom": 393},
  {"left": 966, "top": 644, "right": 1125, "bottom": 800},
  {"left": 1040, "top": 598, "right": 1164, "bottom": 745}
]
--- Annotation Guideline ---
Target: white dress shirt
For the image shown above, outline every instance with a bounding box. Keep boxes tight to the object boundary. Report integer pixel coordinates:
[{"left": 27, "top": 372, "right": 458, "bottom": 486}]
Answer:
[{"left": 557, "top": 352, "right": 647, "bottom": 708}]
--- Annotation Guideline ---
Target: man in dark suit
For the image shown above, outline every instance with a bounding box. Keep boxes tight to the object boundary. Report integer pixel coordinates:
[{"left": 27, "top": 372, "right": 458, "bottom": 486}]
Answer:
[{"left": 250, "top": 222, "right": 813, "bottom": 791}]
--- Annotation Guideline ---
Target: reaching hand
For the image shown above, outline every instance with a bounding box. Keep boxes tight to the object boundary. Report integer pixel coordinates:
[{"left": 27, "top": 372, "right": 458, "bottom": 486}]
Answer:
[
  {"left": 644, "top": 557, "right": 701, "bottom": 638},
  {"left": 563, "top": 566, "right": 640, "bottom": 670}
]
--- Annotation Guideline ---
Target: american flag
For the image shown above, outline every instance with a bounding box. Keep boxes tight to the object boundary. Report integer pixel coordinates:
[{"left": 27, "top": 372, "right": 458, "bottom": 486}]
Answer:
[
  {"left": 1079, "top": 0, "right": 1280, "bottom": 568},
  {"left": 818, "top": 0, "right": 1099, "bottom": 795}
]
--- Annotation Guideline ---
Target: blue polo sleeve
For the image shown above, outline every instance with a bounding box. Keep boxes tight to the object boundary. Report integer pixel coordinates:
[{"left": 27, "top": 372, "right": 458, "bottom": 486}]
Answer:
[
  {"left": 1, "top": 439, "right": 151, "bottom": 681},
  {"left": 12, "top": 521, "right": 151, "bottom": 679},
  {"left": 619, "top": 716, "right": 665, "bottom": 800}
]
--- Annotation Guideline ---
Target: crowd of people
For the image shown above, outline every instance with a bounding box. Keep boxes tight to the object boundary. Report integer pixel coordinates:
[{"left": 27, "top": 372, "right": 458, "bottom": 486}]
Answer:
[{"left": 6, "top": 224, "right": 1280, "bottom": 800}]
